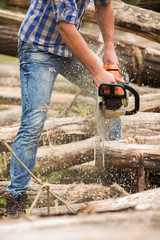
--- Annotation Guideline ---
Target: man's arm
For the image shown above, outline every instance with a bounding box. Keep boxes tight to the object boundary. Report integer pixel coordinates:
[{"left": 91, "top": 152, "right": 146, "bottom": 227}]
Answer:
[
  {"left": 58, "top": 22, "right": 124, "bottom": 87},
  {"left": 58, "top": 0, "right": 123, "bottom": 87},
  {"left": 95, "top": 1, "right": 118, "bottom": 65}
]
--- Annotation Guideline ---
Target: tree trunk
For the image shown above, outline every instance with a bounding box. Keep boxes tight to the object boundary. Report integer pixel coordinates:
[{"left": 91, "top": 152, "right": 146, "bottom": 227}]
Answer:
[
  {"left": 95, "top": 140, "right": 160, "bottom": 171},
  {"left": 136, "top": 0, "right": 160, "bottom": 13}
]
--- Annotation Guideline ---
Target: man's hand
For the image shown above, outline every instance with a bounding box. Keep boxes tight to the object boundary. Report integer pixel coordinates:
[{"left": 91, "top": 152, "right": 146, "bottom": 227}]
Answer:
[{"left": 93, "top": 67, "right": 124, "bottom": 88}]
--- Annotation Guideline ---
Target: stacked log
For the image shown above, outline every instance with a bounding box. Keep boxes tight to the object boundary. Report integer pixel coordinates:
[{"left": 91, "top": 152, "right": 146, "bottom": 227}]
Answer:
[
  {"left": 6, "top": 0, "right": 160, "bottom": 43},
  {"left": 1, "top": 6, "right": 160, "bottom": 86}
]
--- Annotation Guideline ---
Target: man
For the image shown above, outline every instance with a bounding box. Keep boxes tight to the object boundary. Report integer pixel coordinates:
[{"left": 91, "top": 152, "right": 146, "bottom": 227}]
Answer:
[{"left": 4, "top": 0, "right": 124, "bottom": 215}]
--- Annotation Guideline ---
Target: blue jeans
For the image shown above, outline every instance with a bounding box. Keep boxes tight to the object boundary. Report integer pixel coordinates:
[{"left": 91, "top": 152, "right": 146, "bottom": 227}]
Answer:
[{"left": 7, "top": 40, "right": 121, "bottom": 198}]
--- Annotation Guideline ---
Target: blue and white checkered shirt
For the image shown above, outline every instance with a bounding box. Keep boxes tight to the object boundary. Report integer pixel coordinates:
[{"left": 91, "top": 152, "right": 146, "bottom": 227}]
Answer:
[{"left": 18, "top": 0, "right": 111, "bottom": 57}]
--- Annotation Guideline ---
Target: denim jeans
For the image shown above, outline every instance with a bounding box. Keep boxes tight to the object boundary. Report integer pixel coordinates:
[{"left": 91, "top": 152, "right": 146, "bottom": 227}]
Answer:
[{"left": 7, "top": 40, "right": 121, "bottom": 198}]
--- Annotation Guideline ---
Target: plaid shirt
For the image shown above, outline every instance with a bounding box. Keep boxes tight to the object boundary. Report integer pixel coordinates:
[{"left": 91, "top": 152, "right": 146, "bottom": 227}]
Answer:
[{"left": 18, "top": 0, "right": 111, "bottom": 57}]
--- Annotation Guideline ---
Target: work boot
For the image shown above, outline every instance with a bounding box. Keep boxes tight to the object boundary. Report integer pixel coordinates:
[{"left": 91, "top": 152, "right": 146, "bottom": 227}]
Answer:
[{"left": 1, "top": 190, "right": 27, "bottom": 217}]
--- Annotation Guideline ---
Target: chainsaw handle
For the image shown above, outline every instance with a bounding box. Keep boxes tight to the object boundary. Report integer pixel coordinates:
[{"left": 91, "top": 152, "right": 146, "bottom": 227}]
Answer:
[{"left": 119, "top": 83, "right": 140, "bottom": 115}]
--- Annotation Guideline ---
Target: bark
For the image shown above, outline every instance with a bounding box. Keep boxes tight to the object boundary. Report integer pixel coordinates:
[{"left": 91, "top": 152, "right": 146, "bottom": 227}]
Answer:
[
  {"left": 6, "top": 0, "right": 160, "bottom": 43},
  {"left": 78, "top": 187, "right": 160, "bottom": 213},
  {"left": 2, "top": 136, "right": 160, "bottom": 174},
  {"left": 0, "top": 117, "right": 97, "bottom": 151},
  {"left": 0, "top": 210, "right": 160, "bottom": 240},
  {"left": 1, "top": 86, "right": 160, "bottom": 112},
  {"left": 0, "top": 181, "right": 129, "bottom": 207},
  {"left": 95, "top": 140, "right": 160, "bottom": 171},
  {"left": 35, "top": 137, "right": 96, "bottom": 174},
  {"left": 0, "top": 184, "right": 160, "bottom": 240},
  {"left": 85, "top": 1, "right": 160, "bottom": 43},
  {"left": 0, "top": 9, "right": 23, "bottom": 56},
  {"left": 136, "top": 0, "right": 160, "bottom": 13},
  {"left": 121, "top": 112, "right": 160, "bottom": 139},
  {"left": 129, "top": 92, "right": 160, "bottom": 112}
]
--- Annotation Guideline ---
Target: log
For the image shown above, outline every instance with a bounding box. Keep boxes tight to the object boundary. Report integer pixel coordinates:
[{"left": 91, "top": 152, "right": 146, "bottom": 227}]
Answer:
[
  {"left": 0, "top": 187, "right": 160, "bottom": 240},
  {"left": 6, "top": 0, "right": 160, "bottom": 43},
  {"left": 7, "top": 0, "right": 30, "bottom": 9},
  {"left": 81, "top": 27, "right": 160, "bottom": 87},
  {"left": 0, "top": 116, "right": 97, "bottom": 151},
  {"left": 2, "top": 136, "right": 160, "bottom": 174},
  {"left": 0, "top": 9, "right": 23, "bottom": 56},
  {"left": 0, "top": 111, "right": 160, "bottom": 155},
  {"left": 95, "top": 141, "right": 160, "bottom": 171},
  {"left": 1, "top": 8, "right": 160, "bottom": 87},
  {"left": 0, "top": 105, "right": 21, "bottom": 126},
  {"left": 36, "top": 137, "right": 96, "bottom": 174},
  {"left": 129, "top": 92, "right": 160, "bottom": 112},
  {"left": 85, "top": 1, "right": 160, "bottom": 43},
  {"left": 1, "top": 86, "right": 160, "bottom": 112},
  {"left": 0, "top": 210, "right": 160, "bottom": 240},
  {"left": 78, "top": 187, "right": 160, "bottom": 213},
  {"left": 136, "top": 0, "right": 160, "bottom": 13},
  {"left": 121, "top": 112, "right": 160, "bottom": 139},
  {"left": 0, "top": 181, "right": 129, "bottom": 207}
]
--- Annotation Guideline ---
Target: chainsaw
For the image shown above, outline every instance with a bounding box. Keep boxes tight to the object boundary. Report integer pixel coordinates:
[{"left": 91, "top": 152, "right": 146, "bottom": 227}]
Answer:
[{"left": 97, "top": 65, "right": 140, "bottom": 167}]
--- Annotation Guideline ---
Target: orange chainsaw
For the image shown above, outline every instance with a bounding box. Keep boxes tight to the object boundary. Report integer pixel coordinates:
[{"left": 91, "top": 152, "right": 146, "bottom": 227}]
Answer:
[{"left": 97, "top": 65, "right": 140, "bottom": 167}]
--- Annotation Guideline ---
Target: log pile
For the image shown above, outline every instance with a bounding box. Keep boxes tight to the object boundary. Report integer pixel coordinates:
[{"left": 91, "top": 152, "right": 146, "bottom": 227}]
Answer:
[
  {"left": 1, "top": 4, "right": 160, "bottom": 86},
  {"left": 0, "top": 1, "right": 160, "bottom": 202},
  {"left": 6, "top": 0, "right": 160, "bottom": 42}
]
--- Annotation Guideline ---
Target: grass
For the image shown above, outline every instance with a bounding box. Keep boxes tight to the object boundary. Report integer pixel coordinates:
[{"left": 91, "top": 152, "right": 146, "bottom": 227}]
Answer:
[{"left": 0, "top": 54, "right": 19, "bottom": 65}]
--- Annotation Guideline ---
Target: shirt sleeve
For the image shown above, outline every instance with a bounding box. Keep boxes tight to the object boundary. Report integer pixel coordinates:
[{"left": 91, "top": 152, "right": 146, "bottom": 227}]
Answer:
[
  {"left": 94, "top": 0, "right": 111, "bottom": 6},
  {"left": 54, "top": 0, "right": 78, "bottom": 25}
]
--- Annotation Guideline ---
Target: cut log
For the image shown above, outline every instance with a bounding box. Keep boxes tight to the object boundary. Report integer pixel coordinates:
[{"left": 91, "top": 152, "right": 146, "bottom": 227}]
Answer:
[
  {"left": 0, "top": 105, "right": 21, "bottom": 126},
  {"left": 6, "top": 0, "right": 160, "bottom": 43},
  {"left": 0, "top": 9, "right": 23, "bottom": 56},
  {"left": 2, "top": 136, "right": 160, "bottom": 174},
  {"left": 95, "top": 140, "right": 160, "bottom": 171},
  {"left": 85, "top": 1, "right": 160, "bottom": 43}
]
